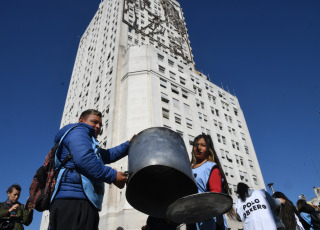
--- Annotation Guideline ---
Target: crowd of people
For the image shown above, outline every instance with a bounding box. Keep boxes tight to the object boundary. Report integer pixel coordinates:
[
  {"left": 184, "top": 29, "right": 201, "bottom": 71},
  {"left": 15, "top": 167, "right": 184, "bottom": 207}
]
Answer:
[{"left": 1, "top": 109, "right": 319, "bottom": 230}]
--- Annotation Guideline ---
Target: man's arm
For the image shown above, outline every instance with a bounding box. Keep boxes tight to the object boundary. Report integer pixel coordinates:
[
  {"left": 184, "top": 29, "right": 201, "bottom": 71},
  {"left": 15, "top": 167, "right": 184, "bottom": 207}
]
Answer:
[
  {"left": 64, "top": 126, "right": 117, "bottom": 184},
  {"left": 100, "top": 141, "right": 130, "bottom": 164}
]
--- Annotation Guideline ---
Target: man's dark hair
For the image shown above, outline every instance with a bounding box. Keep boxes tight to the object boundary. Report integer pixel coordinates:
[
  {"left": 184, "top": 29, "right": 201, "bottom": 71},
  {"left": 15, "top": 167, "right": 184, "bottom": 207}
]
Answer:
[
  {"left": 7, "top": 184, "right": 21, "bottom": 194},
  {"left": 79, "top": 109, "right": 102, "bottom": 119},
  {"left": 236, "top": 182, "right": 249, "bottom": 202}
]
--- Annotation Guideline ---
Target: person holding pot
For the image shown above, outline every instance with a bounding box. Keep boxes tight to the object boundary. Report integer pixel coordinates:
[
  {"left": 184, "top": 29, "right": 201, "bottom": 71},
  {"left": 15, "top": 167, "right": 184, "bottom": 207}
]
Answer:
[
  {"left": 188, "top": 134, "right": 232, "bottom": 230},
  {"left": 0, "top": 184, "right": 33, "bottom": 230}
]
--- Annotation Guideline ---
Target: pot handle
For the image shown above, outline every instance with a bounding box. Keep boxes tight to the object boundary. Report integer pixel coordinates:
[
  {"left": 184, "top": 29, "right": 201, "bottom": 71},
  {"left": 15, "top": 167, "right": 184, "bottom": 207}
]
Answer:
[{"left": 124, "top": 171, "right": 134, "bottom": 182}]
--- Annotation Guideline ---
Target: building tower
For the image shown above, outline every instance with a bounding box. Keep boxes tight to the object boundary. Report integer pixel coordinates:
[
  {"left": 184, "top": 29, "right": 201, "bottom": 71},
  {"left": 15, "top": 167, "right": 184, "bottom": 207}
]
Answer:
[{"left": 40, "top": 0, "right": 266, "bottom": 229}]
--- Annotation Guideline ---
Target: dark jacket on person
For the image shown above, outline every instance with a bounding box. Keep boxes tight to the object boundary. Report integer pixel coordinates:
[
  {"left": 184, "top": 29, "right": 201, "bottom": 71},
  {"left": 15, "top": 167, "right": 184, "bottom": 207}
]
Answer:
[
  {"left": 300, "top": 203, "right": 320, "bottom": 230},
  {"left": 0, "top": 202, "right": 33, "bottom": 230}
]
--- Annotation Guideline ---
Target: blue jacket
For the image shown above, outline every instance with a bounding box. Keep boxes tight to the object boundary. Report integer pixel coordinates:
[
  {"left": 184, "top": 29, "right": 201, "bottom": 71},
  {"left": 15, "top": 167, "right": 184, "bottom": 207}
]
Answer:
[{"left": 52, "top": 123, "right": 130, "bottom": 208}]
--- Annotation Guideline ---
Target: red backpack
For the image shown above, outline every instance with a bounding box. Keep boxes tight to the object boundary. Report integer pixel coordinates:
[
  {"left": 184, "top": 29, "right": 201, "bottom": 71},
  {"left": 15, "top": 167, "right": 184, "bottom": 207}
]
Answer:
[{"left": 29, "top": 126, "right": 77, "bottom": 212}]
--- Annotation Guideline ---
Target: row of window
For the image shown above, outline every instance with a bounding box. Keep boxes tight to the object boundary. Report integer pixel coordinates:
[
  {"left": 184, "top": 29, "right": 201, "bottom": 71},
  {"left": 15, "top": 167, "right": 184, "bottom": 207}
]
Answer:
[{"left": 224, "top": 167, "right": 259, "bottom": 185}]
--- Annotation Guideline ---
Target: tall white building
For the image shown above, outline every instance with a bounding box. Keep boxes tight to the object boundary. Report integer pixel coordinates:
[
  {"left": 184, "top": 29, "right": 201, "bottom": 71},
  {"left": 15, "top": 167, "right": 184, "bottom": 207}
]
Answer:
[{"left": 41, "top": 0, "right": 266, "bottom": 229}]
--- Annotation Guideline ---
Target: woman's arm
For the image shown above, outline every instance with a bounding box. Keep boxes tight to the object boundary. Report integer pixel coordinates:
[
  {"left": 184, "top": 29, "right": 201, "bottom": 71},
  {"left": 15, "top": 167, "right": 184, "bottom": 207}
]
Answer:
[
  {"left": 22, "top": 208, "right": 33, "bottom": 226},
  {"left": 0, "top": 203, "right": 9, "bottom": 218},
  {"left": 208, "top": 168, "right": 222, "bottom": 193}
]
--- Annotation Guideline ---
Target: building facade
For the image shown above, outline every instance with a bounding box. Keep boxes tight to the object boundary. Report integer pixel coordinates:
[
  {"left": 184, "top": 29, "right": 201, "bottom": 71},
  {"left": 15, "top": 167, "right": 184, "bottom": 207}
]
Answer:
[{"left": 41, "top": 0, "right": 266, "bottom": 229}]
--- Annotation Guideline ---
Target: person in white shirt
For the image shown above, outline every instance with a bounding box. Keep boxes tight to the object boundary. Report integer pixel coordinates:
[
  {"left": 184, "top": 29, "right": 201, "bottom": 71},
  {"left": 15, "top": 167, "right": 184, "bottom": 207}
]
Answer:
[{"left": 235, "top": 182, "right": 282, "bottom": 230}]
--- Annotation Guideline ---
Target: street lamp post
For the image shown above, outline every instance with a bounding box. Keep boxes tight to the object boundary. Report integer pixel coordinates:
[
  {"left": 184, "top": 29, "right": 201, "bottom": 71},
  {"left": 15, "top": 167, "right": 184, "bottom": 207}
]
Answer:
[{"left": 267, "top": 183, "right": 275, "bottom": 194}]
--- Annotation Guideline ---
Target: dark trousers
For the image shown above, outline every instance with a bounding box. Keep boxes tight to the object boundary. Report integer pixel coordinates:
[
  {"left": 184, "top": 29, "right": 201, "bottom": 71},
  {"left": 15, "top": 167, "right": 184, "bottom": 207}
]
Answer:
[{"left": 49, "top": 199, "right": 99, "bottom": 230}]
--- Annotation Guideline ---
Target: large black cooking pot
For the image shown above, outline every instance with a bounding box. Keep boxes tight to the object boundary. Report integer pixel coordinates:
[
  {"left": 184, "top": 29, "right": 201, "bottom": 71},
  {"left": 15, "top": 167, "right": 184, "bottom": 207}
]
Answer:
[{"left": 125, "top": 127, "right": 198, "bottom": 218}]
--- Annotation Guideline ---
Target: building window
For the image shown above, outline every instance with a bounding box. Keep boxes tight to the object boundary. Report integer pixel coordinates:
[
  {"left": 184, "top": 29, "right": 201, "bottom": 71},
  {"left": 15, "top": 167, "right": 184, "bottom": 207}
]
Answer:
[
  {"left": 173, "top": 98, "right": 180, "bottom": 108},
  {"left": 200, "top": 101, "right": 204, "bottom": 109},
  {"left": 178, "top": 65, "right": 184, "bottom": 73},
  {"left": 169, "top": 71, "right": 176, "bottom": 80},
  {"left": 236, "top": 155, "right": 244, "bottom": 165},
  {"left": 215, "top": 109, "right": 219, "bottom": 117},
  {"left": 182, "top": 89, "right": 188, "bottom": 99},
  {"left": 184, "top": 103, "right": 190, "bottom": 115},
  {"left": 221, "top": 101, "right": 229, "bottom": 111},
  {"left": 245, "top": 146, "right": 249, "bottom": 154},
  {"left": 180, "top": 77, "right": 186, "bottom": 85},
  {"left": 224, "top": 165, "right": 229, "bottom": 176},
  {"left": 211, "top": 107, "right": 215, "bottom": 115},
  {"left": 176, "top": 130, "right": 183, "bottom": 138},
  {"left": 217, "top": 134, "right": 221, "bottom": 143},
  {"left": 236, "top": 142, "right": 240, "bottom": 150},
  {"left": 159, "top": 65, "right": 165, "bottom": 73},
  {"left": 253, "top": 175, "right": 258, "bottom": 185},
  {"left": 231, "top": 140, "right": 235, "bottom": 149},
  {"left": 161, "top": 92, "right": 169, "bottom": 103},
  {"left": 186, "top": 118, "right": 193, "bottom": 129},
  {"left": 226, "top": 151, "right": 232, "bottom": 162},
  {"left": 188, "top": 135, "right": 194, "bottom": 145},
  {"left": 160, "top": 78, "right": 167, "bottom": 88},
  {"left": 249, "top": 160, "right": 253, "bottom": 168},
  {"left": 203, "top": 114, "right": 208, "bottom": 122},
  {"left": 158, "top": 54, "right": 164, "bottom": 61},
  {"left": 244, "top": 172, "right": 248, "bottom": 182},
  {"left": 195, "top": 78, "right": 200, "bottom": 85},
  {"left": 174, "top": 113, "right": 181, "bottom": 124},
  {"left": 162, "top": 108, "right": 169, "bottom": 119},
  {"left": 222, "top": 136, "right": 226, "bottom": 145},
  {"left": 229, "top": 167, "right": 234, "bottom": 177},
  {"left": 239, "top": 171, "right": 244, "bottom": 181},
  {"left": 171, "top": 84, "right": 179, "bottom": 94},
  {"left": 198, "top": 112, "right": 202, "bottom": 120},
  {"left": 233, "top": 185, "right": 237, "bottom": 193},
  {"left": 220, "top": 149, "right": 225, "bottom": 159},
  {"left": 168, "top": 59, "right": 174, "bottom": 66},
  {"left": 201, "top": 126, "right": 205, "bottom": 134},
  {"left": 238, "top": 120, "right": 242, "bottom": 128},
  {"left": 234, "top": 108, "right": 238, "bottom": 116}
]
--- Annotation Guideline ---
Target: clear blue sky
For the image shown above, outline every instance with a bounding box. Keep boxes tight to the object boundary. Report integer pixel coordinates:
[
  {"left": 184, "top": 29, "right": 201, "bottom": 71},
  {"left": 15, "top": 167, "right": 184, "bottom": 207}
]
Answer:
[{"left": 0, "top": 0, "right": 319, "bottom": 229}]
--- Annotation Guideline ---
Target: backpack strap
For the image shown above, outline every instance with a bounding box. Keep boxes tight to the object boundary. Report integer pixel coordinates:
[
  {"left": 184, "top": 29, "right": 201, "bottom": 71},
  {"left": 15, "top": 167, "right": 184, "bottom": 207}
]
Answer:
[{"left": 55, "top": 124, "right": 82, "bottom": 169}]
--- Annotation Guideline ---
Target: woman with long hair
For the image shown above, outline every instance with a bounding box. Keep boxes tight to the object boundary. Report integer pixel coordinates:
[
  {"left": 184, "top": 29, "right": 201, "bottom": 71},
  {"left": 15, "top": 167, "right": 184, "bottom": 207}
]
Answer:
[
  {"left": 0, "top": 184, "right": 33, "bottom": 230},
  {"left": 235, "top": 182, "right": 282, "bottom": 230},
  {"left": 189, "top": 134, "right": 233, "bottom": 230},
  {"left": 297, "top": 199, "right": 320, "bottom": 230},
  {"left": 272, "top": 192, "right": 307, "bottom": 230}
]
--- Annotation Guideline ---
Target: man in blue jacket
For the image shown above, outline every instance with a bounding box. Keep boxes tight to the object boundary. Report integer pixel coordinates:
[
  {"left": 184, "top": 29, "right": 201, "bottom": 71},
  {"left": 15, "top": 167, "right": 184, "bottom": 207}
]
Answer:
[{"left": 49, "top": 109, "right": 132, "bottom": 230}]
